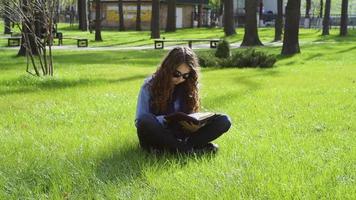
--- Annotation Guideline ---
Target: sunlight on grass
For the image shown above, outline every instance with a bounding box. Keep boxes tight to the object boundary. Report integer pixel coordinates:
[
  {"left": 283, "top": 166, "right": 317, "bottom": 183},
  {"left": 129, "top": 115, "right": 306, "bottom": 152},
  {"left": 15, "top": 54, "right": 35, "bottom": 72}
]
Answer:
[
  {"left": 0, "top": 22, "right": 355, "bottom": 199},
  {"left": 2, "top": 21, "right": 356, "bottom": 48}
]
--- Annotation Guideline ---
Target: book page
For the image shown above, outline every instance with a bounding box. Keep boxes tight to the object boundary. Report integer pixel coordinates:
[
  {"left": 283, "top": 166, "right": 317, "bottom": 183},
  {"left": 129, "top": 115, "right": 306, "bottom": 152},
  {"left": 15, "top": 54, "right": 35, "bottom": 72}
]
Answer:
[{"left": 188, "top": 112, "right": 215, "bottom": 121}]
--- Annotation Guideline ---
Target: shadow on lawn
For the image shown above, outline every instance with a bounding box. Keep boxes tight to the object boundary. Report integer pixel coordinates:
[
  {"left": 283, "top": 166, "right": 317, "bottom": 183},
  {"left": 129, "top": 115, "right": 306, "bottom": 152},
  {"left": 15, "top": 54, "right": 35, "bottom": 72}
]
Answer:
[
  {"left": 0, "top": 54, "right": 27, "bottom": 70},
  {"left": 95, "top": 145, "right": 145, "bottom": 183},
  {"left": 53, "top": 51, "right": 163, "bottom": 66},
  {"left": 336, "top": 46, "right": 356, "bottom": 54},
  {"left": 97, "top": 39, "right": 149, "bottom": 47},
  {"left": 0, "top": 74, "right": 147, "bottom": 96},
  {"left": 206, "top": 69, "right": 280, "bottom": 107},
  {"left": 95, "top": 144, "right": 216, "bottom": 184}
]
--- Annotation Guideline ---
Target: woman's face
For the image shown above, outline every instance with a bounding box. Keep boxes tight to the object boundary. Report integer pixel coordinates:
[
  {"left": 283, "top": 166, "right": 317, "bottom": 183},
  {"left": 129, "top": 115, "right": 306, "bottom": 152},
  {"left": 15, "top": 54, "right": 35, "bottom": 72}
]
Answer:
[{"left": 171, "top": 63, "right": 191, "bottom": 85}]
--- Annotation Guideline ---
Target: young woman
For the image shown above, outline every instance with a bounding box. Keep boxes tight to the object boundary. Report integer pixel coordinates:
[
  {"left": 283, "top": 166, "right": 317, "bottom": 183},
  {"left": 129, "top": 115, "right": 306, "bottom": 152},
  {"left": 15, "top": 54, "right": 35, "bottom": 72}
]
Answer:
[{"left": 135, "top": 47, "right": 231, "bottom": 153}]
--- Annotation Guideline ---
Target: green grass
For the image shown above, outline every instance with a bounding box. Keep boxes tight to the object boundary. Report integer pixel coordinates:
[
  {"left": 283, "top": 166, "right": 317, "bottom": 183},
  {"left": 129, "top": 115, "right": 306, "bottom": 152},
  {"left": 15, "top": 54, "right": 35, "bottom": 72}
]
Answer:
[
  {"left": 2, "top": 22, "right": 356, "bottom": 48},
  {"left": 0, "top": 26, "right": 356, "bottom": 199}
]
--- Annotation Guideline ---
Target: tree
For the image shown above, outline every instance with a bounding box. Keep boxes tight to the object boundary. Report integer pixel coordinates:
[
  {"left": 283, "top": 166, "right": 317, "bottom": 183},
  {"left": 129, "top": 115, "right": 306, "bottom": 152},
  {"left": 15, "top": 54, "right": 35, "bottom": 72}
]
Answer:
[
  {"left": 319, "top": 0, "right": 324, "bottom": 18},
  {"left": 197, "top": 3, "right": 203, "bottom": 27},
  {"left": 2, "top": 0, "right": 57, "bottom": 76},
  {"left": 78, "top": 0, "right": 88, "bottom": 31},
  {"left": 305, "top": 0, "right": 311, "bottom": 28},
  {"left": 223, "top": 0, "right": 235, "bottom": 36},
  {"left": 151, "top": 0, "right": 160, "bottom": 38},
  {"left": 3, "top": 0, "right": 11, "bottom": 34},
  {"left": 241, "top": 0, "right": 262, "bottom": 46},
  {"left": 17, "top": 0, "right": 40, "bottom": 57},
  {"left": 281, "top": 0, "right": 301, "bottom": 55},
  {"left": 95, "top": 0, "right": 102, "bottom": 41},
  {"left": 340, "top": 0, "right": 348, "bottom": 36},
  {"left": 322, "top": 0, "right": 331, "bottom": 35},
  {"left": 166, "top": 0, "right": 176, "bottom": 32},
  {"left": 118, "top": 0, "right": 125, "bottom": 31},
  {"left": 274, "top": 0, "right": 283, "bottom": 41},
  {"left": 136, "top": 0, "right": 142, "bottom": 31}
]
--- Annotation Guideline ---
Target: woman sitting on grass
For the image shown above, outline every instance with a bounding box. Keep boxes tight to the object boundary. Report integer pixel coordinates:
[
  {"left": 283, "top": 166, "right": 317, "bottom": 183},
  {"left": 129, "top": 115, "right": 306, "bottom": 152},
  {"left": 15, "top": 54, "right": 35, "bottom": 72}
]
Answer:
[{"left": 135, "top": 46, "right": 231, "bottom": 153}]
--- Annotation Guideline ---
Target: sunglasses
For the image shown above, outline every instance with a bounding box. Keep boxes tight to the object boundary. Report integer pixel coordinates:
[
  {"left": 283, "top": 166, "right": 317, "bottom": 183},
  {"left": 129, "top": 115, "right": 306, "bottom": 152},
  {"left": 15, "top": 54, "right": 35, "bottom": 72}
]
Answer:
[{"left": 173, "top": 70, "right": 191, "bottom": 80}]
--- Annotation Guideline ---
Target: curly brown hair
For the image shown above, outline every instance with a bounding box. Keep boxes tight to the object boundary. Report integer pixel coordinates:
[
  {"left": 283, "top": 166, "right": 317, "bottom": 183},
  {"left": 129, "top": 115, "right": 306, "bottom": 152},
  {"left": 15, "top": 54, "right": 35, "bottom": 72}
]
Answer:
[{"left": 149, "top": 47, "right": 200, "bottom": 114}]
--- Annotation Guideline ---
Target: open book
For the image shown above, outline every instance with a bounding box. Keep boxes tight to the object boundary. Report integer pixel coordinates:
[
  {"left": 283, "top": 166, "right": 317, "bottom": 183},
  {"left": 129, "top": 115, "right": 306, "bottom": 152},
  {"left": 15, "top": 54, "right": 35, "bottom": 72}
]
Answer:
[{"left": 164, "top": 112, "right": 217, "bottom": 127}]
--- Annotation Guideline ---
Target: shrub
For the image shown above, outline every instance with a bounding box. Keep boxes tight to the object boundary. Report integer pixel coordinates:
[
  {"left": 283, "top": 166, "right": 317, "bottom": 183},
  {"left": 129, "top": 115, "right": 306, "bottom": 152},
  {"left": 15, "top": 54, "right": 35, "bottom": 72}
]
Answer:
[
  {"left": 197, "top": 48, "right": 277, "bottom": 68},
  {"left": 197, "top": 52, "right": 219, "bottom": 67},
  {"left": 218, "top": 57, "right": 233, "bottom": 68},
  {"left": 229, "top": 49, "right": 277, "bottom": 68},
  {"left": 215, "top": 40, "right": 230, "bottom": 58}
]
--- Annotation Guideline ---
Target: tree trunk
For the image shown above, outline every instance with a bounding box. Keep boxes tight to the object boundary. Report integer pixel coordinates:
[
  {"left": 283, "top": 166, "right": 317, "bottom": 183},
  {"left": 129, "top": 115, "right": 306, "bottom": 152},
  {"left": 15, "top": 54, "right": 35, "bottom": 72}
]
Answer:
[
  {"left": 197, "top": 4, "right": 203, "bottom": 27},
  {"left": 322, "top": 0, "right": 331, "bottom": 35},
  {"left": 223, "top": 0, "right": 236, "bottom": 36},
  {"left": 118, "top": 0, "right": 125, "bottom": 31},
  {"left": 305, "top": 0, "right": 311, "bottom": 28},
  {"left": 95, "top": 0, "right": 102, "bottom": 41},
  {"left": 319, "top": 0, "right": 324, "bottom": 18},
  {"left": 151, "top": 0, "right": 160, "bottom": 38},
  {"left": 241, "top": 0, "right": 263, "bottom": 46},
  {"left": 340, "top": 0, "right": 348, "bottom": 36},
  {"left": 305, "top": 0, "right": 311, "bottom": 18},
  {"left": 18, "top": 0, "right": 39, "bottom": 57},
  {"left": 3, "top": 1, "right": 11, "bottom": 34},
  {"left": 274, "top": 0, "right": 283, "bottom": 41},
  {"left": 281, "top": 0, "right": 301, "bottom": 55},
  {"left": 136, "top": 0, "right": 142, "bottom": 31},
  {"left": 18, "top": 24, "right": 32, "bottom": 57},
  {"left": 88, "top": 0, "right": 93, "bottom": 33},
  {"left": 78, "top": 0, "right": 88, "bottom": 31},
  {"left": 166, "top": 0, "right": 176, "bottom": 32}
]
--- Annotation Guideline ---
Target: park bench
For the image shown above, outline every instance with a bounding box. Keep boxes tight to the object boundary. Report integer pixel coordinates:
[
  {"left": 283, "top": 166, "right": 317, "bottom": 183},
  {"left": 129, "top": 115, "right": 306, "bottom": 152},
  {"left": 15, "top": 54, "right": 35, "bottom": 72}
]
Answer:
[
  {"left": 0, "top": 32, "right": 22, "bottom": 47},
  {"left": 154, "top": 38, "right": 222, "bottom": 49},
  {"left": 0, "top": 36, "right": 22, "bottom": 47},
  {"left": 7, "top": 36, "right": 21, "bottom": 47},
  {"left": 56, "top": 32, "right": 88, "bottom": 47}
]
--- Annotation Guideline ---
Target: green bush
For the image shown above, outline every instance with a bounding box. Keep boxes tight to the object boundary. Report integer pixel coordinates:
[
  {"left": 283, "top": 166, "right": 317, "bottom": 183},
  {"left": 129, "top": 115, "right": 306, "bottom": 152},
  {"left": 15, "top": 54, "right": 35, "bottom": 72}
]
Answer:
[
  {"left": 197, "top": 52, "right": 219, "bottom": 67},
  {"left": 229, "top": 49, "right": 277, "bottom": 68},
  {"left": 218, "top": 57, "right": 233, "bottom": 68},
  {"left": 197, "top": 48, "right": 277, "bottom": 68},
  {"left": 215, "top": 40, "right": 230, "bottom": 58}
]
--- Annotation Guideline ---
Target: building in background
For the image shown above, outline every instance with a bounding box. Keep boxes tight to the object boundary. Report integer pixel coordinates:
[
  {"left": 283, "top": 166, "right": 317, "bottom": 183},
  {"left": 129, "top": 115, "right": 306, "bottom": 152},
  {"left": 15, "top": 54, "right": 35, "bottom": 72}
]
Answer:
[
  {"left": 233, "top": 0, "right": 279, "bottom": 27},
  {"left": 89, "top": 0, "right": 209, "bottom": 30}
]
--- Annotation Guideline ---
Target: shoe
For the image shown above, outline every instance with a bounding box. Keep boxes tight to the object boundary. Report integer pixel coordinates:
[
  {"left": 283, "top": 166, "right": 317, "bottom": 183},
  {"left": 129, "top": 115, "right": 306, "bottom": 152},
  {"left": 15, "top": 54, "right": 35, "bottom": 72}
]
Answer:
[{"left": 193, "top": 143, "right": 219, "bottom": 154}]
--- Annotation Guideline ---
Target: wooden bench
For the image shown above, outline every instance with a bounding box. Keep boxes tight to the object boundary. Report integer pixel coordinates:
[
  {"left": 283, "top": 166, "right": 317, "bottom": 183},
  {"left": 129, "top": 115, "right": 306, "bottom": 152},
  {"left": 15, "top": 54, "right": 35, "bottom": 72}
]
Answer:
[
  {"left": 0, "top": 36, "right": 22, "bottom": 47},
  {"left": 154, "top": 39, "right": 221, "bottom": 49},
  {"left": 56, "top": 32, "right": 88, "bottom": 47},
  {"left": 8, "top": 37, "right": 21, "bottom": 47}
]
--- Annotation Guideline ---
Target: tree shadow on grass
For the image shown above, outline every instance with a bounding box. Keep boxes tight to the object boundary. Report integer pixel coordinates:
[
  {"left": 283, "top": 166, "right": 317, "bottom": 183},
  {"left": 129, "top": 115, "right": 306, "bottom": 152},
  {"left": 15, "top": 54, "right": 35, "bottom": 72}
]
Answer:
[
  {"left": 336, "top": 46, "right": 356, "bottom": 54},
  {"left": 0, "top": 54, "right": 27, "bottom": 70},
  {"left": 313, "top": 32, "right": 356, "bottom": 43},
  {"left": 97, "top": 39, "right": 149, "bottom": 47},
  {"left": 305, "top": 53, "right": 324, "bottom": 61},
  {"left": 0, "top": 74, "right": 147, "bottom": 96},
  {"left": 205, "top": 69, "right": 280, "bottom": 108},
  {"left": 52, "top": 51, "right": 163, "bottom": 66},
  {"left": 276, "top": 53, "right": 298, "bottom": 61},
  {"left": 95, "top": 143, "right": 217, "bottom": 185}
]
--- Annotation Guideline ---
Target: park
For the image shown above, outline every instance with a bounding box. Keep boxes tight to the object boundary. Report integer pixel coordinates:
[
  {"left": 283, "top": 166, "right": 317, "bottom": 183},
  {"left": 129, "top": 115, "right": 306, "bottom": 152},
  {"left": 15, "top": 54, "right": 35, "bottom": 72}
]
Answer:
[{"left": 0, "top": 0, "right": 355, "bottom": 199}]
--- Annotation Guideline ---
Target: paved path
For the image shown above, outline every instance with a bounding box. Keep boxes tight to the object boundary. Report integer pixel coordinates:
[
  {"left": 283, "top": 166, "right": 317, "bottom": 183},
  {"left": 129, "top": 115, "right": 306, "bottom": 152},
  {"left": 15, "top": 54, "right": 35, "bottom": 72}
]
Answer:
[
  {"left": 0, "top": 41, "right": 285, "bottom": 51},
  {"left": 1, "top": 40, "right": 347, "bottom": 51}
]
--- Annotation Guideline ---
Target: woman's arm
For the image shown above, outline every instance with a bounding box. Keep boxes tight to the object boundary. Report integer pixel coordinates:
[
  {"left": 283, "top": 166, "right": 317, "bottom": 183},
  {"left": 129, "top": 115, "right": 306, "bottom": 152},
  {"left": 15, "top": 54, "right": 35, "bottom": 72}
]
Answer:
[{"left": 135, "top": 84, "right": 166, "bottom": 127}]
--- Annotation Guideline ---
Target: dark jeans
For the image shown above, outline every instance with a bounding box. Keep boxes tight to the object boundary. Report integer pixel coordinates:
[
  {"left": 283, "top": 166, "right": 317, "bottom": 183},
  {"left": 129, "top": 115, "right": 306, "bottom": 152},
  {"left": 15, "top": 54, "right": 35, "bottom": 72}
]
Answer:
[{"left": 136, "top": 113, "right": 231, "bottom": 152}]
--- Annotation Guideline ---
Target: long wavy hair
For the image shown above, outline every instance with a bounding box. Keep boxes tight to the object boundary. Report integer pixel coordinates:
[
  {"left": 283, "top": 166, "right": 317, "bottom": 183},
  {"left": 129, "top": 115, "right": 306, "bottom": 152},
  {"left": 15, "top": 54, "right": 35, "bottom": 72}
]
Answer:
[{"left": 149, "top": 47, "right": 200, "bottom": 114}]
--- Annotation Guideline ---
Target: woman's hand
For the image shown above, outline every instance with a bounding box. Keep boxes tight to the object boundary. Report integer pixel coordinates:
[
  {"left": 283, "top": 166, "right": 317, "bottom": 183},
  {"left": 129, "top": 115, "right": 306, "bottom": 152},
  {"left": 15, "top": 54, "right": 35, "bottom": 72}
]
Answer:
[{"left": 179, "top": 121, "right": 201, "bottom": 133}]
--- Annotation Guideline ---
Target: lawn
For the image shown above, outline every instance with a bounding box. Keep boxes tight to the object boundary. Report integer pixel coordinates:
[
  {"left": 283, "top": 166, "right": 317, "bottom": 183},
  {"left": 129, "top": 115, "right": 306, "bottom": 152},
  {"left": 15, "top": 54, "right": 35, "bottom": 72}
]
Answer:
[
  {"left": 0, "top": 27, "right": 355, "bottom": 199},
  {"left": 1, "top": 22, "right": 356, "bottom": 48}
]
